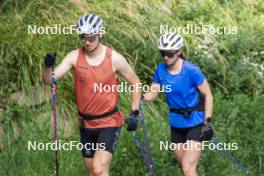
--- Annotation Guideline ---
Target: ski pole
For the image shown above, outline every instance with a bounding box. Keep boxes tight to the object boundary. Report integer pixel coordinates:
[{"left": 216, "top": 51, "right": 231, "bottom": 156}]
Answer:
[
  {"left": 139, "top": 101, "right": 155, "bottom": 175},
  {"left": 51, "top": 63, "right": 59, "bottom": 176},
  {"left": 211, "top": 138, "right": 251, "bottom": 175}
]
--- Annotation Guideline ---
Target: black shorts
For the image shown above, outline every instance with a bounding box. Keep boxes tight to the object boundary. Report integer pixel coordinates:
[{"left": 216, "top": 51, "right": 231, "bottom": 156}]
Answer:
[
  {"left": 80, "top": 127, "right": 121, "bottom": 158},
  {"left": 171, "top": 123, "right": 204, "bottom": 144}
]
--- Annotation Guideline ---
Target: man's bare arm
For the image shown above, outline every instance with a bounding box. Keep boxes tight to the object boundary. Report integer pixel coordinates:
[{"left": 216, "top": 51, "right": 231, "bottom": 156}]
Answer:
[
  {"left": 42, "top": 50, "right": 77, "bottom": 85},
  {"left": 112, "top": 50, "right": 141, "bottom": 110}
]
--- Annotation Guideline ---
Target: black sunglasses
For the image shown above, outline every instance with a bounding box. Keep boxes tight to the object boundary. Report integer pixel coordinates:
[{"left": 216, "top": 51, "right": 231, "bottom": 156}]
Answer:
[
  {"left": 159, "top": 50, "right": 179, "bottom": 58},
  {"left": 80, "top": 34, "right": 98, "bottom": 42}
]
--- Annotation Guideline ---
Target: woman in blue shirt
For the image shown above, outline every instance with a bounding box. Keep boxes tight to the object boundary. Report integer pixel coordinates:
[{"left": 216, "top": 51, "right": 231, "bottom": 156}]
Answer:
[{"left": 143, "top": 32, "right": 214, "bottom": 176}]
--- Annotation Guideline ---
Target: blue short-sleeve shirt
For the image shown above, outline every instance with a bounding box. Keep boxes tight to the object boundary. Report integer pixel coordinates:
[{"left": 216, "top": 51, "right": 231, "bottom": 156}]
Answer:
[{"left": 153, "top": 60, "right": 206, "bottom": 128}]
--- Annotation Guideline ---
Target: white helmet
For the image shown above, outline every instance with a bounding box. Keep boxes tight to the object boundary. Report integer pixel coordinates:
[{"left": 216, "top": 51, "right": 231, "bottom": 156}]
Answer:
[
  {"left": 157, "top": 32, "right": 184, "bottom": 50},
  {"left": 76, "top": 13, "right": 103, "bottom": 34}
]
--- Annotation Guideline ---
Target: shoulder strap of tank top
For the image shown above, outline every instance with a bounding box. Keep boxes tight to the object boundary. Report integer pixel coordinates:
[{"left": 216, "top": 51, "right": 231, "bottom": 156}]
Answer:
[
  {"left": 106, "top": 47, "right": 112, "bottom": 59},
  {"left": 75, "top": 48, "right": 86, "bottom": 66}
]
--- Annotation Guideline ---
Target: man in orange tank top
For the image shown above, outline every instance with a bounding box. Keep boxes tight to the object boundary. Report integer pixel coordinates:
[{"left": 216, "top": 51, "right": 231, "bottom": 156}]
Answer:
[{"left": 42, "top": 13, "right": 141, "bottom": 176}]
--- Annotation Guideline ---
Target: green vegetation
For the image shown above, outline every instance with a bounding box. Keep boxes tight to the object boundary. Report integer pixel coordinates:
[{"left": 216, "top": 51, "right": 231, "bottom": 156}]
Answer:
[{"left": 0, "top": 0, "right": 263, "bottom": 175}]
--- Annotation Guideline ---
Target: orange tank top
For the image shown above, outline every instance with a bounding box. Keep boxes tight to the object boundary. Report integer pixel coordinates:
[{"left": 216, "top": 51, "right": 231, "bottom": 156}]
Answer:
[{"left": 74, "top": 47, "right": 125, "bottom": 128}]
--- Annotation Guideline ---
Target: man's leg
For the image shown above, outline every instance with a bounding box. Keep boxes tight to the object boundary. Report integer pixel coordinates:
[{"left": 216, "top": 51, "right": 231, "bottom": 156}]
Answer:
[
  {"left": 90, "top": 127, "right": 120, "bottom": 176},
  {"left": 83, "top": 153, "right": 112, "bottom": 176},
  {"left": 80, "top": 127, "right": 97, "bottom": 175},
  {"left": 92, "top": 151, "right": 112, "bottom": 176},
  {"left": 83, "top": 158, "right": 95, "bottom": 176},
  {"left": 181, "top": 140, "right": 201, "bottom": 176}
]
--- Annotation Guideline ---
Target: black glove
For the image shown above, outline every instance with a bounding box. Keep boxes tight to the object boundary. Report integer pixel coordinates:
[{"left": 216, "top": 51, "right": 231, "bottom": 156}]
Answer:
[
  {"left": 200, "top": 118, "right": 214, "bottom": 141},
  {"left": 125, "top": 110, "right": 139, "bottom": 131},
  {"left": 44, "top": 52, "right": 57, "bottom": 67}
]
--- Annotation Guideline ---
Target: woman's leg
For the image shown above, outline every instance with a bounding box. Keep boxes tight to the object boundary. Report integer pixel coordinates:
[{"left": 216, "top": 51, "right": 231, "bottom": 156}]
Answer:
[
  {"left": 173, "top": 143, "right": 185, "bottom": 163},
  {"left": 171, "top": 127, "right": 187, "bottom": 170},
  {"left": 173, "top": 143, "right": 185, "bottom": 173},
  {"left": 181, "top": 140, "right": 202, "bottom": 176}
]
